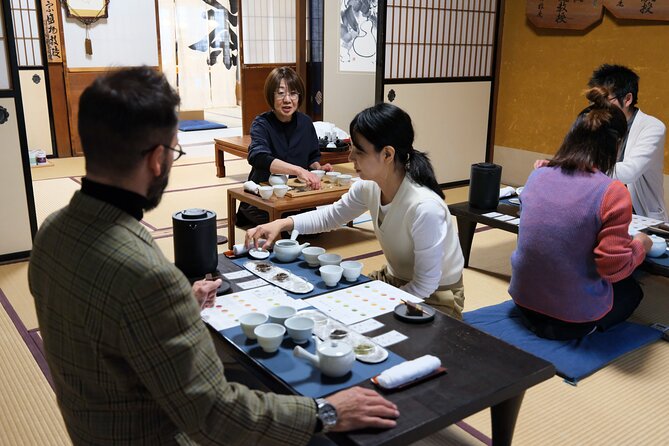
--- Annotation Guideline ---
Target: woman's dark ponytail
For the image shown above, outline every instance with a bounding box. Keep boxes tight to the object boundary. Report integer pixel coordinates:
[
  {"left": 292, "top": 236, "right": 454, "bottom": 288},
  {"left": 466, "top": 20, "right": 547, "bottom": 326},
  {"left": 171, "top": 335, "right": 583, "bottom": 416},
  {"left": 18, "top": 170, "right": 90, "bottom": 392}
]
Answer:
[{"left": 350, "top": 103, "right": 444, "bottom": 199}]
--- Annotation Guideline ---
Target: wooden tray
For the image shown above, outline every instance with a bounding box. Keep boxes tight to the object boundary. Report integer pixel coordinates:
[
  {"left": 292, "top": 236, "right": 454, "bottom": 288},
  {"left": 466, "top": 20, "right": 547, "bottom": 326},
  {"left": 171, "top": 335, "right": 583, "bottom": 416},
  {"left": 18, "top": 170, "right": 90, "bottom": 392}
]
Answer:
[{"left": 285, "top": 178, "right": 350, "bottom": 197}]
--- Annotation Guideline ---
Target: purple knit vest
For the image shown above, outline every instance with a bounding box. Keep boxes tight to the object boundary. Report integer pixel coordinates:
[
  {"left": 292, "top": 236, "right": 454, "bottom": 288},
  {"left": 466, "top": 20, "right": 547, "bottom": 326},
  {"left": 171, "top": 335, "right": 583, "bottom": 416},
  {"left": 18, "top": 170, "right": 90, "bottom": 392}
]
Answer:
[{"left": 509, "top": 167, "right": 614, "bottom": 322}]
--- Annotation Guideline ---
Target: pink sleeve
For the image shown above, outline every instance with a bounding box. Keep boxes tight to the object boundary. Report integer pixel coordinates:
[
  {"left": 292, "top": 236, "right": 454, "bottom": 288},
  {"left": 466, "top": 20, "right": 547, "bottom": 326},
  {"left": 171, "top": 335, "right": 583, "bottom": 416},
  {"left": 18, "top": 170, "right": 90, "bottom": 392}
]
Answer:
[{"left": 594, "top": 181, "right": 646, "bottom": 282}]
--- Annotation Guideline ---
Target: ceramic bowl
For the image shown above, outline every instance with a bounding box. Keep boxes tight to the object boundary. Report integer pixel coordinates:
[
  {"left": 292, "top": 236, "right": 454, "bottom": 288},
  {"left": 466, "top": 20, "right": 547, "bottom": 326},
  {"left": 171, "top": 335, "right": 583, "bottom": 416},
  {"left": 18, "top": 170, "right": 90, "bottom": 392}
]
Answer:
[
  {"left": 337, "top": 174, "right": 352, "bottom": 186},
  {"left": 239, "top": 312, "right": 268, "bottom": 339},
  {"left": 325, "top": 171, "right": 341, "bottom": 183},
  {"left": 268, "top": 174, "right": 288, "bottom": 186},
  {"left": 302, "top": 246, "right": 326, "bottom": 267},
  {"left": 311, "top": 169, "right": 325, "bottom": 179},
  {"left": 340, "top": 260, "right": 363, "bottom": 282},
  {"left": 273, "top": 184, "right": 289, "bottom": 198},
  {"left": 319, "top": 265, "right": 343, "bottom": 287},
  {"left": 254, "top": 323, "right": 286, "bottom": 353},
  {"left": 648, "top": 235, "right": 667, "bottom": 257},
  {"left": 268, "top": 305, "right": 297, "bottom": 325},
  {"left": 318, "top": 253, "right": 342, "bottom": 266},
  {"left": 284, "top": 316, "right": 315, "bottom": 344},
  {"left": 258, "top": 185, "right": 274, "bottom": 199}
]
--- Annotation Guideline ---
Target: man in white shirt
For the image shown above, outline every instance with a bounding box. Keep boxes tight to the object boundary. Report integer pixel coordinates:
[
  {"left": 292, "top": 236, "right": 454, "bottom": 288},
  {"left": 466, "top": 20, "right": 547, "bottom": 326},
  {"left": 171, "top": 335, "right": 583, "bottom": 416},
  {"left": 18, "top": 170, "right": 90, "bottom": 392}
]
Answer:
[{"left": 588, "top": 64, "right": 667, "bottom": 221}]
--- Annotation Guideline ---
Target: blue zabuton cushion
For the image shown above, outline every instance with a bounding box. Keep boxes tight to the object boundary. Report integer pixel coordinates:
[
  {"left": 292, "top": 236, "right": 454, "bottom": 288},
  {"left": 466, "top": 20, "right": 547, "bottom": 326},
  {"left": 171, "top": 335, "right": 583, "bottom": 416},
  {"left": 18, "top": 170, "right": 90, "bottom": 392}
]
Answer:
[
  {"left": 178, "top": 120, "right": 227, "bottom": 132},
  {"left": 464, "top": 300, "right": 662, "bottom": 383}
]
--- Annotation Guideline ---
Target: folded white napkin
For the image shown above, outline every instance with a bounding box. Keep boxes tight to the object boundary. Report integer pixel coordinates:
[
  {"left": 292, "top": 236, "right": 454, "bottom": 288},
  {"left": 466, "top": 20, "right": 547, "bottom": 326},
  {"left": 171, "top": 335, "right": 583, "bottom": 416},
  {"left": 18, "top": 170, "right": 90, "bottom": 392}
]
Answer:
[
  {"left": 375, "top": 355, "right": 441, "bottom": 389},
  {"left": 499, "top": 186, "right": 516, "bottom": 198},
  {"left": 244, "top": 181, "right": 260, "bottom": 194}
]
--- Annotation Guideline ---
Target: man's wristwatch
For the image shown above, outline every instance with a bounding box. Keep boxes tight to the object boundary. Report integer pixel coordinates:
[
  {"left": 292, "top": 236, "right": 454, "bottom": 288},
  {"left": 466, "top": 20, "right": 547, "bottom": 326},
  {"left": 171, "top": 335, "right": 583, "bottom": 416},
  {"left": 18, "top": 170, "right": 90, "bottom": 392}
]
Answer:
[{"left": 315, "top": 398, "right": 337, "bottom": 433}]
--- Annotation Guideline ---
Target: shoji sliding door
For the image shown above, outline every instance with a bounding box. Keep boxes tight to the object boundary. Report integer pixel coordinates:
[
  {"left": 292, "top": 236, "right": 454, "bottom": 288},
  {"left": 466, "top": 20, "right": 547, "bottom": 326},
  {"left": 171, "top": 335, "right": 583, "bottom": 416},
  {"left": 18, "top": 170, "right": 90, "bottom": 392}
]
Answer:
[{"left": 377, "top": 0, "right": 503, "bottom": 185}]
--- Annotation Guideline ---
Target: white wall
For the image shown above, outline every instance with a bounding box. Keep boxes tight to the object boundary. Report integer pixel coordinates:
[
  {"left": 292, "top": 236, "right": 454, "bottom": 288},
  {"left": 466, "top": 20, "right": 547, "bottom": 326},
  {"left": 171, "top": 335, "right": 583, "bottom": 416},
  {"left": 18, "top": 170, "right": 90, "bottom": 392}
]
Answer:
[
  {"left": 62, "top": 1, "right": 159, "bottom": 68},
  {"left": 322, "top": 0, "right": 375, "bottom": 130}
]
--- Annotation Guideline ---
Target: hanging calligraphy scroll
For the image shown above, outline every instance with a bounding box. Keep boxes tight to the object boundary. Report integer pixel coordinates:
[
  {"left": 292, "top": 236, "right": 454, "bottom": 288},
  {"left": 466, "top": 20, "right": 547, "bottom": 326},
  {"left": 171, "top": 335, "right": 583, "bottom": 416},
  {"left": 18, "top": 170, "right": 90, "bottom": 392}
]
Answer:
[
  {"left": 526, "top": 1, "right": 604, "bottom": 30},
  {"left": 41, "top": 0, "right": 63, "bottom": 62},
  {"left": 604, "top": 0, "right": 669, "bottom": 21}
]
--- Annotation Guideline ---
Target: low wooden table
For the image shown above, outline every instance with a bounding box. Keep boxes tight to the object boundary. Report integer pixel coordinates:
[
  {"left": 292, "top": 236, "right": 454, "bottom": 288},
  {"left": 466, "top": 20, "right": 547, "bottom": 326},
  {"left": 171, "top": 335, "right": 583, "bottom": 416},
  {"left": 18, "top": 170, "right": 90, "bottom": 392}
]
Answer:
[
  {"left": 211, "top": 254, "right": 555, "bottom": 446},
  {"left": 215, "top": 135, "right": 352, "bottom": 177},
  {"left": 227, "top": 185, "right": 351, "bottom": 249}
]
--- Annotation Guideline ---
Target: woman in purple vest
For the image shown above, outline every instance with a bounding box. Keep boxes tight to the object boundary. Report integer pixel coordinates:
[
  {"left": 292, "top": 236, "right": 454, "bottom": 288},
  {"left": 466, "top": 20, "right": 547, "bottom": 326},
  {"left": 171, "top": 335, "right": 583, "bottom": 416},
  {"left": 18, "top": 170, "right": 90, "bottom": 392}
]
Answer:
[{"left": 509, "top": 87, "right": 653, "bottom": 340}]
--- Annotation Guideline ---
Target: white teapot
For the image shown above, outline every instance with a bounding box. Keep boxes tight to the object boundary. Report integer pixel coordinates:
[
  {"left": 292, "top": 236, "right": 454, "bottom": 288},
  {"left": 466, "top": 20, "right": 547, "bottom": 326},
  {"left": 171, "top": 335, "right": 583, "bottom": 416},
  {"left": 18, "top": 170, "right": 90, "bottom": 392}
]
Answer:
[
  {"left": 293, "top": 337, "right": 355, "bottom": 378},
  {"left": 273, "top": 239, "right": 310, "bottom": 262}
]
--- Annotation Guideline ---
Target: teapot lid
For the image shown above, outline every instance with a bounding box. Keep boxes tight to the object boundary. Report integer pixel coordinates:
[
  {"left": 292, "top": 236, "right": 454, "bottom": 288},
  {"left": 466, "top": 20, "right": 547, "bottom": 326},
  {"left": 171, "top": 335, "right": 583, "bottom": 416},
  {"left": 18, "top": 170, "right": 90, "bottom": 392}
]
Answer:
[{"left": 319, "top": 340, "right": 352, "bottom": 357}]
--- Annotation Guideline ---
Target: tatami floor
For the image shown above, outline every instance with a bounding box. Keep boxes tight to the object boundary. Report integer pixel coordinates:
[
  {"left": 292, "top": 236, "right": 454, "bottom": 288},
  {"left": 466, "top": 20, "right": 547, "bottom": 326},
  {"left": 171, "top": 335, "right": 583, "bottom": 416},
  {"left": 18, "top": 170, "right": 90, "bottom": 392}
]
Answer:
[{"left": 1, "top": 132, "right": 668, "bottom": 445}]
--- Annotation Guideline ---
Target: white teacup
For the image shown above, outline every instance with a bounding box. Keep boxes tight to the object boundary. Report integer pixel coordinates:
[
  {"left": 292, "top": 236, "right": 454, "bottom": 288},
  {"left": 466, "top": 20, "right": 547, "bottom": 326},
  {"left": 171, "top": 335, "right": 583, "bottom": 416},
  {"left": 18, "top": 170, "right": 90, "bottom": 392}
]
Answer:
[
  {"left": 273, "top": 184, "right": 289, "bottom": 198},
  {"left": 269, "top": 174, "right": 288, "bottom": 186},
  {"left": 325, "top": 171, "right": 341, "bottom": 183},
  {"left": 254, "top": 323, "right": 286, "bottom": 353},
  {"left": 302, "top": 246, "right": 326, "bottom": 267},
  {"left": 238, "top": 312, "right": 268, "bottom": 339},
  {"left": 258, "top": 185, "right": 273, "bottom": 200},
  {"left": 318, "top": 253, "right": 342, "bottom": 266},
  {"left": 285, "top": 316, "right": 315, "bottom": 344},
  {"left": 311, "top": 169, "right": 325, "bottom": 179},
  {"left": 268, "top": 305, "right": 297, "bottom": 325},
  {"left": 340, "top": 260, "right": 363, "bottom": 282},
  {"left": 337, "top": 174, "right": 352, "bottom": 186},
  {"left": 320, "top": 265, "right": 343, "bottom": 287}
]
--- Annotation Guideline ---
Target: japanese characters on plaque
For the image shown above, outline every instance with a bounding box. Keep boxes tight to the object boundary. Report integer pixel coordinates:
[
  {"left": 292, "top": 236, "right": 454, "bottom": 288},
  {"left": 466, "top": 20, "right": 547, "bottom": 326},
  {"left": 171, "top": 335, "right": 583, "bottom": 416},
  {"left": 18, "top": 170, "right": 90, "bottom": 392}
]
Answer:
[
  {"left": 528, "top": 0, "right": 669, "bottom": 30},
  {"left": 41, "top": 0, "right": 63, "bottom": 62}
]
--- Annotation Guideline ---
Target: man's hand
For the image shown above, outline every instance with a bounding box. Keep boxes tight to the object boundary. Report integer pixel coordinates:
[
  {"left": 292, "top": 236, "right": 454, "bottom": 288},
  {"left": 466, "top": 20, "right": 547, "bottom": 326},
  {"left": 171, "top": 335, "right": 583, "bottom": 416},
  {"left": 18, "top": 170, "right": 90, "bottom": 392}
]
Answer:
[
  {"left": 192, "top": 278, "right": 222, "bottom": 309},
  {"left": 327, "top": 387, "right": 399, "bottom": 432},
  {"left": 320, "top": 163, "right": 333, "bottom": 172},
  {"left": 297, "top": 168, "right": 322, "bottom": 190}
]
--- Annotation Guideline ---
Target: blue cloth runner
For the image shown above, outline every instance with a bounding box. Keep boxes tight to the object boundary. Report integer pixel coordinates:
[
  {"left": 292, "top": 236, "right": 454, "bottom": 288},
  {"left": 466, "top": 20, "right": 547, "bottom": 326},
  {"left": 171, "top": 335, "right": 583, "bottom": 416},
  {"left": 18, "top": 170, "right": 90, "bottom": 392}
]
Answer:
[
  {"left": 178, "top": 120, "right": 227, "bottom": 132},
  {"left": 645, "top": 252, "right": 669, "bottom": 268},
  {"left": 232, "top": 253, "right": 370, "bottom": 299},
  {"left": 464, "top": 300, "right": 663, "bottom": 384},
  {"left": 221, "top": 325, "right": 405, "bottom": 398}
]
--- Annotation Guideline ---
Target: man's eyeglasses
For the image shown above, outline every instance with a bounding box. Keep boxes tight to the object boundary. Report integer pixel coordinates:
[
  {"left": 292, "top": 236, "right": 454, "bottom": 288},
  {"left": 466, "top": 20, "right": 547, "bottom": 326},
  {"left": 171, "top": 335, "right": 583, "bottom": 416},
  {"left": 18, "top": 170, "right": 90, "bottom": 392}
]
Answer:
[
  {"left": 142, "top": 143, "right": 186, "bottom": 161},
  {"left": 275, "top": 91, "right": 299, "bottom": 100}
]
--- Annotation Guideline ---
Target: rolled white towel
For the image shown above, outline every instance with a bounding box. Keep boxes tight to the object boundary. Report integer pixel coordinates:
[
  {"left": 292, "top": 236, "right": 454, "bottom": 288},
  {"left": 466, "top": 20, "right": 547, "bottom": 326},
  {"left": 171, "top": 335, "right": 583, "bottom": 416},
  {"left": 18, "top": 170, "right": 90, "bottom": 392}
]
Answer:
[
  {"left": 244, "top": 181, "right": 260, "bottom": 194},
  {"left": 499, "top": 186, "right": 516, "bottom": 198},
  {"left": 375, "top": 355, "right": 441, "bottom": 389}
]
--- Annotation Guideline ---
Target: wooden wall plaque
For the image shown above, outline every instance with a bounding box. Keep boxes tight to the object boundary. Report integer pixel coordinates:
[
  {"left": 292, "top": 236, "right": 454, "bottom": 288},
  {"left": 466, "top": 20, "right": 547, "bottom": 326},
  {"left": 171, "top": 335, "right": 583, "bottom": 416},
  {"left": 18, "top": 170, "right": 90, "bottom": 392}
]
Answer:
[
  {"left": 604, "top": 0, "right": 669, "bottom": 21},
  {"left": 527, "top": 1, "right": 604, "bottom": 30}
]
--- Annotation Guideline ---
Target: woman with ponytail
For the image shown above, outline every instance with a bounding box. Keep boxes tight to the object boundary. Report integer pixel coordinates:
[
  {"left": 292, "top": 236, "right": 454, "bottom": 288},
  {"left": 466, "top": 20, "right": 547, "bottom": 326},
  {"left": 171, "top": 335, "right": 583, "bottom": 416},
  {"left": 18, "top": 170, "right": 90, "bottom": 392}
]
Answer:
[
  {"left": 246, "top": 103, "right": 466, "bottom": 318},
  {"left": 509, "top": 87, "right": 653, "bottom": 340}
]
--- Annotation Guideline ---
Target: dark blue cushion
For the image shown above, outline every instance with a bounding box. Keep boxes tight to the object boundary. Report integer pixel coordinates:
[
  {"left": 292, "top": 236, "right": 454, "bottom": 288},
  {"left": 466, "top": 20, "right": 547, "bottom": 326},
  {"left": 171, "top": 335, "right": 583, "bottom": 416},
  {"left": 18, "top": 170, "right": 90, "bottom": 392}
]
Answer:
[
  {"left": 464, "top": 300, "right": 663, "bottom": 384},
  {"left": 178, "top": 120, "right": 227, "bottom": 132}
]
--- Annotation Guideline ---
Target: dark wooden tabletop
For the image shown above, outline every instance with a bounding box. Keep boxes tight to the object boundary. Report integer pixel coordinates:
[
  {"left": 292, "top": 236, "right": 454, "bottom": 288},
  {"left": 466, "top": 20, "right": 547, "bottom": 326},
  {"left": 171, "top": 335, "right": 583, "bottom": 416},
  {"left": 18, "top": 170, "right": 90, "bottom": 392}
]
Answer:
[{"left": 211, "top": 255, "right": 555, "bottom": 445}]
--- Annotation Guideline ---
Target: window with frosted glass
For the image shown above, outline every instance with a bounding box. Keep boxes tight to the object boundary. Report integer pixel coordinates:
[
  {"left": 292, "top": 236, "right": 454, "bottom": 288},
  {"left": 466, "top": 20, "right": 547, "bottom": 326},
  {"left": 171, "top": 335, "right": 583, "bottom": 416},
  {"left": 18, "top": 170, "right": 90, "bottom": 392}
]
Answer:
[
  {"left": 0, "top": 4, "right": 11, "bottom": 89},
  {"left": 11, "top": 0, "right": 42, "bottom": 67},
  {"left": 242, "top": 0, "right": 296, "bottom": 64}
]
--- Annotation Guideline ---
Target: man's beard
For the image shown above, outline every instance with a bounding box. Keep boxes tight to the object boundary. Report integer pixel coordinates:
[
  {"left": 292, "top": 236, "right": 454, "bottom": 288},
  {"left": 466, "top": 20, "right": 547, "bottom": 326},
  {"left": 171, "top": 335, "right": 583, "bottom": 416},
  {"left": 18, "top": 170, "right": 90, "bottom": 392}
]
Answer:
[{"left": 145, "top": 158, "right": 170, "bottom": 211}]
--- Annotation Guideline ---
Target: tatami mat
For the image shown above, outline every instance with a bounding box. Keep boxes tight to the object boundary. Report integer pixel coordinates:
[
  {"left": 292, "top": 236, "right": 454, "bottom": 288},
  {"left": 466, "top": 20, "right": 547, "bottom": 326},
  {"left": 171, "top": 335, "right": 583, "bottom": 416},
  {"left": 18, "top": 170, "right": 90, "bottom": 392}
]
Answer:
[
  {"left": 0, "top": 262, "right": 37, "bottom": 331},
  {"left": 0, "top": 291, "right": 71, "bottom": 445},
  {"left": 32, "top": 178, "right": 80, "bottom": 227}
]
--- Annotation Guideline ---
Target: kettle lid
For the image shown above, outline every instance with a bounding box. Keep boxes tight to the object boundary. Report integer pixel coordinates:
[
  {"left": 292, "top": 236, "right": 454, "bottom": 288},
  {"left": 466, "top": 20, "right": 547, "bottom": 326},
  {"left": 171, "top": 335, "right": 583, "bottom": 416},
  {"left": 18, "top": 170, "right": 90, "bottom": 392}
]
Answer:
[{"left": 176, "top": 208, "right": 212, "bottom": 220}]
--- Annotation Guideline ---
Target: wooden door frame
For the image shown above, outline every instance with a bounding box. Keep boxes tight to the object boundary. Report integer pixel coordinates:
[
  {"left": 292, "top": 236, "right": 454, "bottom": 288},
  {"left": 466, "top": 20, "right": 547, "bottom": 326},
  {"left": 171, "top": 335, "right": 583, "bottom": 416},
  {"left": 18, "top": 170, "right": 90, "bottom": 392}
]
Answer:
[{"left": 375, "top": 0, "right": 506, "bottom": 168}]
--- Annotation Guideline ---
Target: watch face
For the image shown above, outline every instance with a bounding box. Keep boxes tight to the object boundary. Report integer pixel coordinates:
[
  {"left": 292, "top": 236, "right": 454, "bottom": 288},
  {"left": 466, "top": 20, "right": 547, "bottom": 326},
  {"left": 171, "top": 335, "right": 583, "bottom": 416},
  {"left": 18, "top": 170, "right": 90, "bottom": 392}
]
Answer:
[{"left": 318, "top": 400, "right": 338, "bottom": 429}]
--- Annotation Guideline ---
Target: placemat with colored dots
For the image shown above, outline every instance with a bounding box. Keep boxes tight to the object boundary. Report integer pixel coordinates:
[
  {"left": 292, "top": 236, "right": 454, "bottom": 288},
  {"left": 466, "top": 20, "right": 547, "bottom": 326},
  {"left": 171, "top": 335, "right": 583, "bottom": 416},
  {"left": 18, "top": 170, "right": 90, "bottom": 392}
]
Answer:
[
  {"left": 304, "top": 280, "right": 423, "bottom": 325},
  {"left": 201, "top": 285, "right": 309, "bottom": 331}
]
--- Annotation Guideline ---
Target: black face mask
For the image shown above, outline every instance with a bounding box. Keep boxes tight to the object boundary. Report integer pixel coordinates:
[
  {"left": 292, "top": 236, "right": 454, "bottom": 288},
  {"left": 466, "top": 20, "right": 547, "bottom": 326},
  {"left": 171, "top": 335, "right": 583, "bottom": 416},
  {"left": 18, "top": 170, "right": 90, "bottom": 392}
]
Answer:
[{"left": 144, "top": 157, "right": 170, "bottom": 211}]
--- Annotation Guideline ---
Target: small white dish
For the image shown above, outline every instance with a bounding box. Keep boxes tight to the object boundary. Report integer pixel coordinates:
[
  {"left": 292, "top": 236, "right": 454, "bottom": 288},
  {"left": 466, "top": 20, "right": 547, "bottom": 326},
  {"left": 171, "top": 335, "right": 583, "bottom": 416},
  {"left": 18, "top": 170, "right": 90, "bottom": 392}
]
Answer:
[
  {"left": 248, "top": 248, "right": 270, "bottom": 260},
  {"left": 509, "top": 198, "right": 521, "bottom": 205}
]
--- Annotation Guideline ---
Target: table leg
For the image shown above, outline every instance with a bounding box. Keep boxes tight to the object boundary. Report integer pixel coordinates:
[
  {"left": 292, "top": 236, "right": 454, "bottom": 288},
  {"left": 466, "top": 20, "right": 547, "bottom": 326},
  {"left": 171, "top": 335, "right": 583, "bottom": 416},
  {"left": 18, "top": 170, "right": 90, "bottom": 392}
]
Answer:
[
  {"left": 490, "top": 391, "right": 525, "bottom": 446},
  {"left": 215, "top": 147, "right": 226, "bottom": 178},
  {"left": 227, "top": 194, "right": 236, "bottom": 249},
  {"left": 456, "top": 217, "right": 477, "bottom": 268}
]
